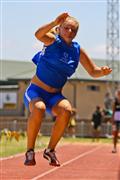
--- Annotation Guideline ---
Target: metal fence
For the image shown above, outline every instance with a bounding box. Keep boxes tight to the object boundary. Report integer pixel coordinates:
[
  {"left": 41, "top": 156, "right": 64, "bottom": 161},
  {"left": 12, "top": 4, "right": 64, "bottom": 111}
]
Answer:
[{"left": 0, "top": 119, "right": 113, "bottom": 138}]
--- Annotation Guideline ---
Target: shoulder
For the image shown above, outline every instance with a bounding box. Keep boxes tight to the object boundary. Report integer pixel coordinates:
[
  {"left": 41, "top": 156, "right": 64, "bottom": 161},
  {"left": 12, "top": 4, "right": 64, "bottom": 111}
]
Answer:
[
  {"left": 80, "top": 48, "right": 87, "bottom": 55},
  {"left": 72, "top": 41, "right": 80, "bottom": 57},
  {"left": 80, "top": 48, "right": 87, "bottom": 59},
  {"left": 72, "top": 41, "right": 80, "bottom": 49}
]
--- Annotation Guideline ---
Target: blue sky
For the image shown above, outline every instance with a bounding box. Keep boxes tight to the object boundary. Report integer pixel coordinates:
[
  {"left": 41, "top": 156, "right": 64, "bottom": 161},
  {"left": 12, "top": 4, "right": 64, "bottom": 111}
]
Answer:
[{"left": 1, "top": 0, "right": 113, "bottom": 61}]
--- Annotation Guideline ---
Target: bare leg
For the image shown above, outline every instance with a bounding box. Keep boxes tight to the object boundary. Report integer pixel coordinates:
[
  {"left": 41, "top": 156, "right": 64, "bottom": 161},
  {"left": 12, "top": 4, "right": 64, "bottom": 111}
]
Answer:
[
  {"left": 92, "top": 129, "right": 96, "bottom": 142},
  {"left": 47, "top": 99, "right": 72, "bottom": 150},
  {"left": 71, "top": 127, "right": 76, "bottom": 138},
  {"left": 96, "top": 130, "right": 100, "bottom": 142},
  {"left": 27, "top": 100, "right": 46, "bottom": 150},
  {"left": 113, "top": 131, "right": 118, "bottom": 151}
]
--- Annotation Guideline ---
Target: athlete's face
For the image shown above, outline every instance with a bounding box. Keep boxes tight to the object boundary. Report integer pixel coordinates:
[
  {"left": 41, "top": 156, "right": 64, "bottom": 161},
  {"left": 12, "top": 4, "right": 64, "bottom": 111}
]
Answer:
[{"left": 59, "top": 19, "right": 79, "bottom": 44}]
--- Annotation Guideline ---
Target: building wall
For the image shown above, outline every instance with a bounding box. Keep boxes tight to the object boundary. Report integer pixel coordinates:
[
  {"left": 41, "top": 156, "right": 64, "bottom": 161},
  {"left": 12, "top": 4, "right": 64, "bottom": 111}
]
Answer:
[
  {"left": 63, "top": 80, "right": 113, "bottom": 119},
  {"left": 0, "top": 81, "right": 27, "bottom": 116},
  {"left": 18, "top": 81, "right": 27, "bottom": 109},
  {"left": 0, "top": 79, "right": 115, "bottom": 137},
  {"left": 0, "top": 80, "right": 114, "bottom": 119}
]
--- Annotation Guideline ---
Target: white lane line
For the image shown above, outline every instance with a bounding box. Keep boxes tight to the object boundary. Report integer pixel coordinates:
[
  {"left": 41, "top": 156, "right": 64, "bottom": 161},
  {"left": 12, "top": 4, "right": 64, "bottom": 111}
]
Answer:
[
  {"left": 31, "top": 145, "right": 101, "bottom": 180},
  {"left": 0, "top": 153, "right": 25, "bottom": 160}
]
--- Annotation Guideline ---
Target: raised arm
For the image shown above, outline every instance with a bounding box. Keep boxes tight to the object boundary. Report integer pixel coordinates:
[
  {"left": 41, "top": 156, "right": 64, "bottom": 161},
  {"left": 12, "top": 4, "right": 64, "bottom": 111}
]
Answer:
[
  {"left": 35, "top": 13, "right": 69, "bottom": 46},
  {"left": 80, "top": 48, "right": 112, "bottom": 78}
]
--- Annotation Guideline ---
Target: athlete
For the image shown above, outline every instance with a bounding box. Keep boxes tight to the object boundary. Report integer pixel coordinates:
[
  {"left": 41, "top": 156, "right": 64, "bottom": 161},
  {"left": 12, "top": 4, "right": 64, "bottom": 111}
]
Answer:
[
  {"left": 91, "top": 106, "right": 103, "bottom": 142},
  {"left": 24, "top": 13, "right": 112, "bottom": 166},
  {"left": 112, "top": 89, "right": 120, "bottom": 153}
]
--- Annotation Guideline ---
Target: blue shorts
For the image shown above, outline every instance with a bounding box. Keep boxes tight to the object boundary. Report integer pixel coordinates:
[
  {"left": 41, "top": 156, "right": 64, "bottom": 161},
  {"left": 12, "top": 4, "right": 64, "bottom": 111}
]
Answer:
[{"left": 24, "top": 83, "right": 66, "bottom": 114}]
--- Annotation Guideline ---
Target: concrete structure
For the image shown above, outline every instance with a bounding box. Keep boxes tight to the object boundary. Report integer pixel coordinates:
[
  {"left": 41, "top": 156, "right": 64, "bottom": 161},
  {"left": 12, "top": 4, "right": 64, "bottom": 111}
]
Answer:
[{"left": 0, "top": 59, "right": 120, "bottom": 136}]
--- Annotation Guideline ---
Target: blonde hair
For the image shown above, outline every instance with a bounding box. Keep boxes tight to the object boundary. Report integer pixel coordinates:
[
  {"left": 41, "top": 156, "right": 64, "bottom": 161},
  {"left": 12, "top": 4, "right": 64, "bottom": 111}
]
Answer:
[
  {"left": 63, "top": 16, "right": 79, "bottom": 29},
  {"left": 50, "top": 16, "right": 79, "bottom": 36}
]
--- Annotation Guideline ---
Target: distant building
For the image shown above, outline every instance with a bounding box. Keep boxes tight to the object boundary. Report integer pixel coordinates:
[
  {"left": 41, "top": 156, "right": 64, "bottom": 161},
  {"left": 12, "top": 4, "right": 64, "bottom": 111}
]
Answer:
[{"left": 0, "top": 59, "right": 120, "bottom": 134}]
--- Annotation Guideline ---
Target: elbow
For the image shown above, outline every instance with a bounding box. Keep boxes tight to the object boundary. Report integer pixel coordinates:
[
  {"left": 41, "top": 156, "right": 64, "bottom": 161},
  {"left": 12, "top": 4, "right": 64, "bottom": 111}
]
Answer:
[
  {"left": 35, "top": 31, "right": 37, "bottom": 38},
  {"left": 35, "top": 31, "right": 40, "bottom": 40},
  {"left": 35, "top": 30, "right": 43, "bottom": 41}
]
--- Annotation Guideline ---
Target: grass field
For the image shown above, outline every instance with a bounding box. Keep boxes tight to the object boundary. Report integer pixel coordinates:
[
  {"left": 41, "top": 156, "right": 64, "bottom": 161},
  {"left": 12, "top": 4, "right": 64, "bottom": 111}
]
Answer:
[{"left": 0, "top": 135, "right": 113, "bottom": 158}]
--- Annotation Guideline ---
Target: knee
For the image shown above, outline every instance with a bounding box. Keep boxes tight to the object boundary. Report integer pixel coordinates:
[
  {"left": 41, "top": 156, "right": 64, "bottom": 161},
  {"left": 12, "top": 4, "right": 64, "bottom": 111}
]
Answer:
[
  {"left": 33, "top": 101, "right": 46, "bottom": 115},
  {"left": 61, "top": 105, "right": 72, "bottom": 117}
]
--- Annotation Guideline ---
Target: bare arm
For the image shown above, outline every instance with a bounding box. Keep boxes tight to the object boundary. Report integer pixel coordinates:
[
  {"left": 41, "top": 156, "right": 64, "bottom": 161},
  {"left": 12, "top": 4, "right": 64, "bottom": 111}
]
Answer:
[
  {"left": 80, "top": 48, "right": 112, "bottom": 78},
  {"left": 35, "top": 13, "right": 69, "bottom": 46}
]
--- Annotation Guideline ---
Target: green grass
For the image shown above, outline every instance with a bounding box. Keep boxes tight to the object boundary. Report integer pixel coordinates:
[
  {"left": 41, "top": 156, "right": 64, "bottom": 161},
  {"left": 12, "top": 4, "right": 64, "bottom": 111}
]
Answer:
[
  {"left": 0, "top": 136, "right": 48, "bottom": 157},
  {"left": 0, "top": 135, "right": 113, "bottom": 158}
]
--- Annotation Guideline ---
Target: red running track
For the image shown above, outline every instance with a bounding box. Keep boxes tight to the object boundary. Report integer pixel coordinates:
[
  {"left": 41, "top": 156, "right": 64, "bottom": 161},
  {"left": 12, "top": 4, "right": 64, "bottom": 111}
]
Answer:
[{"left": 0, "top": 143, "right": 120, "bottom": 180}]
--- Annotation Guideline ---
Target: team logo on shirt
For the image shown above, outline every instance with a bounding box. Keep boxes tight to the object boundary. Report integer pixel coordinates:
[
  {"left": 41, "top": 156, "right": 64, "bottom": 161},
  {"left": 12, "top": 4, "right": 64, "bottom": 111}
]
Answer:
[
  {"left": 59, "top": 52, "right": 74, "bottom": 65},
  {"left": 59, "top": 52, "right": 68, "bottom": 63}
]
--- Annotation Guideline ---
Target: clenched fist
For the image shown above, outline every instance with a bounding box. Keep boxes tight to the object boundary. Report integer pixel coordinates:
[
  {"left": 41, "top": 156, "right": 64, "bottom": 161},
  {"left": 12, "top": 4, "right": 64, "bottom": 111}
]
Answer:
[
  {"left": 101, "top": 66, "right": 112, "bottom": 76},
  {"left": 54, "top": 13, "right": 69, "bottom": 26}
]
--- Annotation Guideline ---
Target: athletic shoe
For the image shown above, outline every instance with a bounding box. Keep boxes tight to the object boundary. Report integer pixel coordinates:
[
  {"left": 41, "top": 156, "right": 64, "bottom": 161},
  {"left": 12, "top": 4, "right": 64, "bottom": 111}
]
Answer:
[
  {"left": 43, "top": 149, "right": 60, "bottom": 166},
  {"left": 24, "top": 149, "right": 36, "bottom": 166}
]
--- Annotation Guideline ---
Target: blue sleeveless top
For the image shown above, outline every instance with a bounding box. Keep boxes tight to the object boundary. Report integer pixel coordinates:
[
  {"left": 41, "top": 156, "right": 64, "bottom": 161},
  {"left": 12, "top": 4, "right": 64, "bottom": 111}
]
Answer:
[
  {"left": 32, "top": 51, "right": 41, "bottom": 65},
  {"left": 34, "top": 35, "right": 80, "bottom": 88}
]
